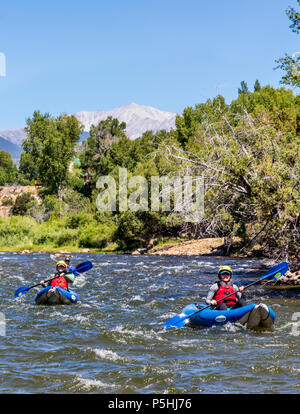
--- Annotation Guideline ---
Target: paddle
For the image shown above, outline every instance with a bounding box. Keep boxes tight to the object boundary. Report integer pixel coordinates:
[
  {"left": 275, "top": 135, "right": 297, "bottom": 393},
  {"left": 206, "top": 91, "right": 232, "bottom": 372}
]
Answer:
[
  {"left": 14, "top": 260, "right": 93, "bottom": 298},
  {"left": 164, "top": 261, "right": 289, "bottom": 329}
]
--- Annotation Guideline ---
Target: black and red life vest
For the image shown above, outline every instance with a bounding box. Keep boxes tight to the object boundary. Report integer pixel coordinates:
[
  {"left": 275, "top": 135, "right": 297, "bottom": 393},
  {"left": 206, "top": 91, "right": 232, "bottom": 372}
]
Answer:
[{"left": 214, "top": 281, "right": 236, "bottom": 306}]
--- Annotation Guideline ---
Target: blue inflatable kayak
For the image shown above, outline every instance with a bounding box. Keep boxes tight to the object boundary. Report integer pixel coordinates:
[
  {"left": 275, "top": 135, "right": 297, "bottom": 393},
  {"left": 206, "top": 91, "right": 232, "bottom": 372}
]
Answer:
[
  {"left": 35, "top": 286, "right": 78, "bottom": 305},
  {"left": 178, "top": 303, "right": 275, "bottom": 329}
]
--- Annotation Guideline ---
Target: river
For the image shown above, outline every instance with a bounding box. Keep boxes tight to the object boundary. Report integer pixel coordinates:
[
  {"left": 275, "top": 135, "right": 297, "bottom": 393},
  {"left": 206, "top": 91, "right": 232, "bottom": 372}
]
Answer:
[{"left": 0, "top": 253, "right": 299, "bottom": 394}]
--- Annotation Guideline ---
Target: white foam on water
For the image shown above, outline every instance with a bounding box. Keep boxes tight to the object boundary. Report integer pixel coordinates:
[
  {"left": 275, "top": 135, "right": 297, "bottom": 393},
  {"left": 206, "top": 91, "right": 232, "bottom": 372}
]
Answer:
[
  {"left": 74, "top": 314, "right": 90, "bottom": 324},
  {"left": 89, "top": 348, "right": 127, "bottom": 362},
  {"left": 113, "top": 268, "right": 131, "bottom": 273},
  {"left": 76, "top": 375, "right": 114, "bottom": 390},
  {"left": 281, "top": 321, "right": 300, "bottom": 337},
  {"left": 73, "top": 277, "right": 87, "bottom": 288},
  {"left": 130, "top": 295, "right": 144, "bottom": 301},
  {"left": 112, "top": 325, "right": 164, "bottom": 342},
  {"left": 158, "top": 312, "right": 176, "bottom": 321}
]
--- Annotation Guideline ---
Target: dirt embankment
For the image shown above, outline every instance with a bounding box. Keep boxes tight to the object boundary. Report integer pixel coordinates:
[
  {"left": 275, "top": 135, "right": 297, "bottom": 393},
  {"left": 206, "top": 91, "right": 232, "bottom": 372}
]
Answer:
[
  {"left": 0, "top": 185, "right": 41, "bottom": 218},
  {"left": 133, "top": 238, "right": 226, "bottom": 256}
]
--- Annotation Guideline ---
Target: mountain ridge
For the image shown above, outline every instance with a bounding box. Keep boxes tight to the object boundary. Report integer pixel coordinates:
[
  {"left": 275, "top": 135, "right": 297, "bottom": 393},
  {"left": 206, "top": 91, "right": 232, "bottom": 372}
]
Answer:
[{"left": 0, "top": 103, "right": 177, "bottom": 158}]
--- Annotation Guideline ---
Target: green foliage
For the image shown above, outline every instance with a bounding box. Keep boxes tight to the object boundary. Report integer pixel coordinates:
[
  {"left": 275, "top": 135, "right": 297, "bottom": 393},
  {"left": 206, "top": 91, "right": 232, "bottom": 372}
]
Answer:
[
  {"left": 275, "top": 54, "right": 300, "bottom": 88},
  {"left": 238, "top": 81, "right": 249, "bottom": 95},
  {"left": 1, "top": 197, "right": 13, "bottom": 206},
  {"left": 11, "top": 193, "right": 34, "bottom": 216},
  {"left": 160, "top": 85, "right": 299, "bottom": 259},
  {"left": 65, "top": 212, "right": 91, "bottom": 229},
  {"left": 276, "top": 1, "right": 300, "bottom": 87},
  {"left": 80, "top": 116, "right": 127, "bottom": 178},
  {"left": 113, "top": 210, "right": 180, "bottom": 251},
  {"left": 0, "top": 150, "right": 18, "bottom": 184},
  {"left": 0, "top": 83, "right": 298, "bottom": 259},
  {"left": 0, "top": 216, "right": 36, "bottom": 247},
  {"left": 18, "top": 152, "right": 38, "bottom": 183},
  {"left": 78, "top": 222, "right": 116, "bottom": 249},
  {"left": 254, "top": 80, "right": 261, "bottom": 92},
  {"left": 23, "top": 111, "right": 83, "bottom": 194},
  {"left": 286, "top": 0, "right": 300, "bottom": 33}
]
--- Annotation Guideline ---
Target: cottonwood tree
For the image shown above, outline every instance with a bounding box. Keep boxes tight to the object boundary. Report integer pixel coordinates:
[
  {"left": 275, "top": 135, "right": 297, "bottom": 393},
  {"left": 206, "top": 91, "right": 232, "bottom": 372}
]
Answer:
[
  {"left": 276, "top": 1, "right": 300, "bottom": 87},
  {"left": 23, "top": 111, "right": 83, "bottom": 194},
  {"left": 153, "top": 91, "right": 300, "bottom": 260}
]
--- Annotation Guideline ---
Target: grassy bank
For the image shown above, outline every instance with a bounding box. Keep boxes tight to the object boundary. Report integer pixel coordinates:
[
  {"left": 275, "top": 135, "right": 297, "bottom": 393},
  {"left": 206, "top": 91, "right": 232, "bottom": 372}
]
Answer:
[
  {"left": 0, "top": 215, "right": 190, "bottom": 254},
  {"left": 0, "top": 215, "right": 119, "bottom": 254}
]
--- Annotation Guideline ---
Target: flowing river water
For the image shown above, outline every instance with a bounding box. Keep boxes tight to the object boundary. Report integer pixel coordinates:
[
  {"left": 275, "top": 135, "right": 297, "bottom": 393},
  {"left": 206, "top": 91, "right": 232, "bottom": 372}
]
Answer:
[{"left": 0, "top": 252, "right": 299, "bottom": 394}]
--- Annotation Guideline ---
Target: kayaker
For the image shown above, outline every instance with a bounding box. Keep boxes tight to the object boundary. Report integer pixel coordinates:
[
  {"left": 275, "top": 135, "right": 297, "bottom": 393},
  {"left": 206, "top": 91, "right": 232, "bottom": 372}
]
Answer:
[
  {"left": 205, "top": 265, "right": 246, "bottom": 310},
  {"left": 40, "top": 260, "right": 75, "bottom": 291},
  {"left": 64, "top": 256, "right": 80, "bottom": 276}
]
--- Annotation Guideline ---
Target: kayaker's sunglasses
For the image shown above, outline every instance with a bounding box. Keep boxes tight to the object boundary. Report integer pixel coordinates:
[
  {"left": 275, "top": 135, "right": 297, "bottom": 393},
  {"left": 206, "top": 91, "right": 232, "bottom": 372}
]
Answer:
[{"left": 220, "top": 271, "right": 231, "bottom": 276}]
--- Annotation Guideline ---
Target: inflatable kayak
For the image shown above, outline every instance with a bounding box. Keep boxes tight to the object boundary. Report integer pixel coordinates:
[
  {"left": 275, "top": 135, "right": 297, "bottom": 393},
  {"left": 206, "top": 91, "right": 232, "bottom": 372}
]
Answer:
[
  {"left": 180, "top": 303, "right": 275, "bottom": 330},
  {"left": 35, "top": 286, "right": 78, "bottom": 305}
]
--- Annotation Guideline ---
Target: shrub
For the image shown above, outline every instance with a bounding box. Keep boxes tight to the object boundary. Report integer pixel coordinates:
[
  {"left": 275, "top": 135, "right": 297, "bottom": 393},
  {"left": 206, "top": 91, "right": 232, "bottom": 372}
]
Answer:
[
  {"left": 11, "top": 193, "right": 34, "bottom": 216},
  {"left": 1, "top": 197, "right": 14, "bottom": 206},
  {"left": 78, "top": 223, "right": 115, "bottom": 249},
  {"left": 65, "top": 212, "right": 91, "bottom": 229}
]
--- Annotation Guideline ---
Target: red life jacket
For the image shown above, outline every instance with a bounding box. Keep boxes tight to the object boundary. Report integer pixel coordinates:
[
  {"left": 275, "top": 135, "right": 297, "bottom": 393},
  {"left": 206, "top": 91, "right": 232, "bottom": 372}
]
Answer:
[
  {"left": 214, "top": 281, "right": 236, "bottom": 306},
  {"left": 50, "top": 273, "right": 68, "bottom": 290}
]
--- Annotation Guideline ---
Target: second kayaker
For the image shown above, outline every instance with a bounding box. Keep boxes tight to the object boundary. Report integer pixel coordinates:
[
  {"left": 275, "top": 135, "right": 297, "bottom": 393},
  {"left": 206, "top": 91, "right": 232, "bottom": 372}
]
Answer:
[
  {"left": 40, "top": 260, "right": 75, "bottom": 291},
  {"left": 205, "top": 265, "right": 246, "bottom": 310},
  {"left": 64, "top": 256, "right": 80, "bottom": 276}
]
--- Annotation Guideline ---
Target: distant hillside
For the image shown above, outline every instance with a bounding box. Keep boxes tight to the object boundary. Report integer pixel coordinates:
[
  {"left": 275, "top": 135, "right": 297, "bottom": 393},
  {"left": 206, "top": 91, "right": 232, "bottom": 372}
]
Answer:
[
  {"left": 0, "top": 136, "right": 22, "bottom": 163},
  {"left": 0, "top": 103, "right": 177, "bottom": 161}
]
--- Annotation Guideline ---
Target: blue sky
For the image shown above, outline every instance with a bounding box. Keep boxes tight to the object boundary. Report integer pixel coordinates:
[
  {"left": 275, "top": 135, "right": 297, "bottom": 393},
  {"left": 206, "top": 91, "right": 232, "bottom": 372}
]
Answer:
[{"left": 0, "top": 0, "right": 299, "bottom": 130}]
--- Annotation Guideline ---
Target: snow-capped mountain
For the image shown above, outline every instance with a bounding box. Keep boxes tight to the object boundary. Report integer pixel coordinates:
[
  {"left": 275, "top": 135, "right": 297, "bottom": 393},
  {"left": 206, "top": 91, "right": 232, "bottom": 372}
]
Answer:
[
  {"left": 0, "top": 104, "right": 177, "bottom": 156},
  {"left": 75, "top": 102, "right": 177, "bottom": 139},
  {"left": 0, "top": 128, "right": 26, "bottom": 147}
]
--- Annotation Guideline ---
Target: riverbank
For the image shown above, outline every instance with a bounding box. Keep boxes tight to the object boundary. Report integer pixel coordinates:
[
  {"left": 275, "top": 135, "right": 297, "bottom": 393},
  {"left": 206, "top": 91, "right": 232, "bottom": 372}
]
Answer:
[{"left": 0, "top": 237, "right": 241, "bottom": 256}]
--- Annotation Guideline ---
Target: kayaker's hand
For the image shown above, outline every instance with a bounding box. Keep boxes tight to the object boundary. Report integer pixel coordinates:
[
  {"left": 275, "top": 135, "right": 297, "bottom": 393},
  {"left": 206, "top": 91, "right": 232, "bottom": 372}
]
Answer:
[
  {"left": 40, "top": 280, "right": 46, "bottom": 287},
  {"left": 239, "top": 286, "right": 245, "bottom": 293},
  {"left": 211, "top": 299, "right": 217, "bottom": 306}
]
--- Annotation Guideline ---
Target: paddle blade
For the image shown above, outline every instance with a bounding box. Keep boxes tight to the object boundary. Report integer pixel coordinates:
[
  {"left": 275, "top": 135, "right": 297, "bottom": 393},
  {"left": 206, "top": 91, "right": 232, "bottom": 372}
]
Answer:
[
  {"left": 75, "top": 261, "right": 93, "bottom": 273},
  {"left": 260, "top": 261, "right": 289, "bottom": 282},
  {"left": 14, "top": 286, "right": 30, "bottom": 298},
  {"left": 164, "top": 313, "right": 190, "bottom": 329}
]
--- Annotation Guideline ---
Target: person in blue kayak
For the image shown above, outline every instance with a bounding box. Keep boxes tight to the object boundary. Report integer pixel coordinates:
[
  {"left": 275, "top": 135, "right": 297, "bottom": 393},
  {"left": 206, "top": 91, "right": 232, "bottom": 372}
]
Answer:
[
  {"left": 40, "top": 260, "right": 75, "bottom": 291},
  {"left": 64, "top": 256, "right": 80, "bottom": 276},
  {"left": 205, "top": 265, "right": 246, "bottom": 310}
]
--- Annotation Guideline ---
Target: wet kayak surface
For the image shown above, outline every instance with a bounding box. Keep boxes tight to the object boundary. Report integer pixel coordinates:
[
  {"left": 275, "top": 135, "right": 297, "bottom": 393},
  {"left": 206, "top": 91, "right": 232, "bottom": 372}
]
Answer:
[{"left": 1, "top": 252, "right": 300, "bottom": 393}]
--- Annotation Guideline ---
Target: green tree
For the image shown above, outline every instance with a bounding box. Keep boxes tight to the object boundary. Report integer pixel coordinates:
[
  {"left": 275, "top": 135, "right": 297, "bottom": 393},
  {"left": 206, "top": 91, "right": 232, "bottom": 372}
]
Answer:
[
  {"left": 287, "top": 0, "right": 300, "bottom": 33},
  {"left": 238, "top": 81, "right": 249, "bottom": 95},
  {"left": 0, "top": 150, "right": 18, "bottom": 184},
  {"left": 11, "top": 193, "right": 34, "bottom": 216},
  {"left": 276, "top": 1, "right": 300, "bottom": 87},
  {"left": 155, "top": 86, "right": 300, "bottom": 259},
  {"left": 23, "top": 111, "right": 83, "bottom": 194},
  {"left": 254, "top": 80, "right": 261, "bottom": 92},
  {"left": 80, "top": 116, "right": 127, "bottom": 175},
  {"left": 18, "top": 152, "right": 38, "bottom": 183}
]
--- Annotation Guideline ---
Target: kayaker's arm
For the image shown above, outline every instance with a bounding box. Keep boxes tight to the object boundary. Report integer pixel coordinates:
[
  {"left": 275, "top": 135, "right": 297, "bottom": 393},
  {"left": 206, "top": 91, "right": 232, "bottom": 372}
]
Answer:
[
  {"left": 40, "top": 274, "right": 57, "bottom": 287},
  {"left": 205, "top": 283, "right": 219, "bottom": 305},
  {"left": 232, "top": 284, "right": 244, "bottom": 299}
]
